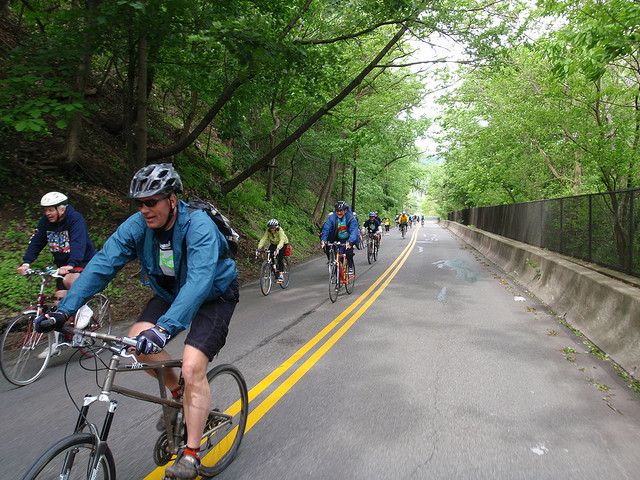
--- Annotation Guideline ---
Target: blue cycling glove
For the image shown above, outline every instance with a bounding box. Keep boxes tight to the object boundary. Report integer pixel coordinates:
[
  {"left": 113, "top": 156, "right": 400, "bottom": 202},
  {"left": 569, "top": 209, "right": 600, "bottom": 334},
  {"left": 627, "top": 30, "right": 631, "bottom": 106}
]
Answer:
[
  {"left": 34, "top": 310, "right": 69, "bottom": 333},
  {"left": 135, "top": 326, "right": 170, "bottom": 355}
]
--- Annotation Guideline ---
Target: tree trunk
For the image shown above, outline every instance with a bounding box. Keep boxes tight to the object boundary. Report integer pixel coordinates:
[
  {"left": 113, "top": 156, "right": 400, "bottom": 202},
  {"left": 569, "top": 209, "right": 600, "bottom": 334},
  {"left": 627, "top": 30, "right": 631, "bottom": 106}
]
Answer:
[
  {"left": 134, "top": 34, "right": 148, "bottom": 171},
  {"left": 351, "top": 147, "right": 358, "bottom": 210},
  {"left": 124, "top": 30, "right": 137, "bottom": 178},
  {"left": 179, "top": 89, "right": 198, "bottom": 142},
  {"left": 61, "top": 0, "right": 100, "bottom": 167},
  {"left": 220, "top": 24, "right": 409, "bottom": 195},
  {"left": 312, "top": 155, "right": 338, "bottom": 226},
  {"left": 0, "top": 0, "right": 9, "bottom": 17},
  {"left": 266, "top": 98, "right": 281, "bottom": 201}
]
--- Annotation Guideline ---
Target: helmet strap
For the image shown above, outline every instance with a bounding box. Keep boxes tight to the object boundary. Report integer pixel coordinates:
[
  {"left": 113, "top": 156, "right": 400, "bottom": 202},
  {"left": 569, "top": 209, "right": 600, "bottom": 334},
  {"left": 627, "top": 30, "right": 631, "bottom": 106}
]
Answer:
[{"left": 158, "top": 195, "right": 177, "bottom": 231}]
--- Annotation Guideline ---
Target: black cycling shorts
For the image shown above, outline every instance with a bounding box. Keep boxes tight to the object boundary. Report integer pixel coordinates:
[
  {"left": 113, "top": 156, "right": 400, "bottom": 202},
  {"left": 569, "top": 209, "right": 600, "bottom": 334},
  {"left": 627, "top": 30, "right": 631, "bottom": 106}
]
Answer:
[{"left": 137, "top": 279, "right": 239, "bottom": 360}]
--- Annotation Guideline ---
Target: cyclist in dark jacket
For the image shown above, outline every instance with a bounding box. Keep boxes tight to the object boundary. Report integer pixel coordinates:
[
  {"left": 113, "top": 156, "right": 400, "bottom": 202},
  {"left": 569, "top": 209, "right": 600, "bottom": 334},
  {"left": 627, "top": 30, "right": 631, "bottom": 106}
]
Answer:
[{"left": 18, "top": 192, "right": 95, "bottom": 296}]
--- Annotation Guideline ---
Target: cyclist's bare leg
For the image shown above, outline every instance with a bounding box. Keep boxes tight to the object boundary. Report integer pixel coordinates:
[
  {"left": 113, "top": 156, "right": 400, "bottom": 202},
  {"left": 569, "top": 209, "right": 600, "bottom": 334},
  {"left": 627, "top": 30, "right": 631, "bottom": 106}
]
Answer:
[
  {"left": 181, "top": 345, "right": 210, "bottom": 449},
  {"left": 127, "top": 321, "right": 181, "bottom": 390}
]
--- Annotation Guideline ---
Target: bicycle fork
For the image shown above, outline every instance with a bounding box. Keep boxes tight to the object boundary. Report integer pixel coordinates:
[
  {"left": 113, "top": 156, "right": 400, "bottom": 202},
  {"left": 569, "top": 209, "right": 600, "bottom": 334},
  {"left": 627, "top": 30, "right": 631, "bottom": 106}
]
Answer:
[{"left": 70, "top": 395, "right": 117, "bottom": 479}]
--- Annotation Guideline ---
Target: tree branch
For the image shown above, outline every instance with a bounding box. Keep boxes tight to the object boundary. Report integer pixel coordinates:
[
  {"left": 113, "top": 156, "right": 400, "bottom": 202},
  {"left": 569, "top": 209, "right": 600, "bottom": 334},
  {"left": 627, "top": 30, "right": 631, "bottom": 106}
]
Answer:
[{"left": 221, "top": 23, "right": 410, "bottom": 194}]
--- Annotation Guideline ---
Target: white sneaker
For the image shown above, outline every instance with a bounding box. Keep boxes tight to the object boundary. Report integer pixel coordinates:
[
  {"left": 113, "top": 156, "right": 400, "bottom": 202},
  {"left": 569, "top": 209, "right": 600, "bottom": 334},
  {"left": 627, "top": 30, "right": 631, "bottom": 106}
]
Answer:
[
  {"left": 75, "top": 304, "right": 94, "bottom": 329},
  {"left": 37, "top": 343, "right": 61, "bottom": 358}
]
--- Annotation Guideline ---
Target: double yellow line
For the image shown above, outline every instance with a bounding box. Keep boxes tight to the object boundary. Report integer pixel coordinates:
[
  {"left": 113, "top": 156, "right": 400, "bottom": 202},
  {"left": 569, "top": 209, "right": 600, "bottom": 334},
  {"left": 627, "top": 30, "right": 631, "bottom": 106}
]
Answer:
[{"left": 145, "top": 227, "right": 419, "bottom": 479}]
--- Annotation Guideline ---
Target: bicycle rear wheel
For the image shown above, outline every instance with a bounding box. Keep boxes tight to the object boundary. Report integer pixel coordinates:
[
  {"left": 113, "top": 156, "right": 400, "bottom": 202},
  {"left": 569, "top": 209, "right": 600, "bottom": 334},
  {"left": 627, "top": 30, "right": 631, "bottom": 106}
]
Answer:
[
  {"left": 279, "top": 258, "right": 290, "bottom": 289},
  {"left": 199, "top": 364, "right": 249, "bottom": 477},
  {"left": 329, "top": 263, "right": 339, "bottom": 303},
  {"left": 22, "top": 432, "right": 116, "bottom": 480},
  {"left": 78, "top": 294, "right": 112, "bottom": 357},
  {"left": 1, "top": 313, "right": 52, "bottom": 386},
  {"left": 260, "top": 261, "right": 272, "bottom": 296}
]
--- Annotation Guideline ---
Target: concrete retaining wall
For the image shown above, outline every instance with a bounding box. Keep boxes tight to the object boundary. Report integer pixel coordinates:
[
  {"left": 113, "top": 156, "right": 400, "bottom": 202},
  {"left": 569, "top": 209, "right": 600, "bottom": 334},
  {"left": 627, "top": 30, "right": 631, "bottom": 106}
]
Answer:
[{"left": 442, "top": 220, "right": 640, "bottom": 373}]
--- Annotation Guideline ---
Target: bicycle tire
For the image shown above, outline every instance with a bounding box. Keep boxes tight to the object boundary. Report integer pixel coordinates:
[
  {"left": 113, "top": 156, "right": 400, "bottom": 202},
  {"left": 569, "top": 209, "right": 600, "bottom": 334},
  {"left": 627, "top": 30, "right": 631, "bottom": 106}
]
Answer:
[
  {"left": 78, "top": 294, "right": 113, "bottom": 357},
  {"left": 1, "top": 313, "right": 52, "bottom": 386},
  {"left": 329, "top": 263, "right": 339, "bottom": 303},
  {"left": 199, "top": 364, "right": 249, "bottom": 477},
  {"left": 260, "top": 261, "right": 272, "bottom": 296},
  {"left": 373, "top": 242, "right": 378, "bottom": 261},
  {"left": 345, "top": 262, "right": 355, "bottom": 294},
  {"left": 367, "top": 240, "right": 372, "bottom": 264},
  {"left": 279, "top": 258, "right": 290, "bottom": 289},
  {"left": 22, "top": 432, "right": 116, "bottom": 480}
]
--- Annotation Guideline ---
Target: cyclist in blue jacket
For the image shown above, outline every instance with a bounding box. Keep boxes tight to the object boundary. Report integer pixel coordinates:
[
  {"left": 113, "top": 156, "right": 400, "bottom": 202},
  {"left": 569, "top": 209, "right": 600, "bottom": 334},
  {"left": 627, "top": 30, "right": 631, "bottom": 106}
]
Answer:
[
  {"left": 320, "top": 200, "right": 359, "bottom": 274},
  {"left": 34, "top": 164, "right": 239, "bottom": 480}
]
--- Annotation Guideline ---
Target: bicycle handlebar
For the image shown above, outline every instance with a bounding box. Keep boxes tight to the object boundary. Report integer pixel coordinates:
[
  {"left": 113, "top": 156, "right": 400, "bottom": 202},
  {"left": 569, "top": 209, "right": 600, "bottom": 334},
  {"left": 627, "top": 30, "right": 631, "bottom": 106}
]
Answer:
[
  {"left": 21, "top": 267, "right": 83, "bottom": 278},
  {"left": 61, "top": 326, "right": 138, "bottom": 348}
]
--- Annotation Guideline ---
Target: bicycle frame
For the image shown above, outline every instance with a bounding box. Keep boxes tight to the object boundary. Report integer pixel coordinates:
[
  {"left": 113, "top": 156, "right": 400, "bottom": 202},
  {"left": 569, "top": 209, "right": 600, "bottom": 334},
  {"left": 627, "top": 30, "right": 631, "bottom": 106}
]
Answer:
[
  {"left": 65, "top": 330, "right": 235, "bottom": 456},
  {"left": 327, "top": 243, "right": 353, "bottom": 284}
]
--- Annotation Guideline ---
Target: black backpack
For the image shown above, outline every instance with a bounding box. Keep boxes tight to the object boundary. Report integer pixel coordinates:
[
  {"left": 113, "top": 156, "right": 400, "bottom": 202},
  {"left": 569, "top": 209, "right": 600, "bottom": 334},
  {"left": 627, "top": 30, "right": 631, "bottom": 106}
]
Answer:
[{"left": 185, "top": 196, "right": 240, "bottom": 259}]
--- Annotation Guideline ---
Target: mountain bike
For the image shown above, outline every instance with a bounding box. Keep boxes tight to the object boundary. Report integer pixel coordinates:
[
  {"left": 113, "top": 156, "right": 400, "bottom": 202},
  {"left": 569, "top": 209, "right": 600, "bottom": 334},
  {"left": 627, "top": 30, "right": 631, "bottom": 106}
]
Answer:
[
  {"left": 256, "top": 249, "right": 290, "bottom": 296},
  {"left": 21, "top": 326, "right": 248, "bottom": 480},
  {"left": 365, "top": 232, "right": 379, "bottom": 264},
  {"left": 326, "top": 242, "right": 355, "bottom": 303},
  {"left": 0, "top": 268, "right": 112, "bottom": 386}
]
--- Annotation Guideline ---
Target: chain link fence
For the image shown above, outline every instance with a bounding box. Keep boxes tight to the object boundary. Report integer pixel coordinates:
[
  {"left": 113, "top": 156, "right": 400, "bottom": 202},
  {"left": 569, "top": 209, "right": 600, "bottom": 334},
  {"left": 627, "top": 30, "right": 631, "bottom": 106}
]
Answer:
[{"left": 448, "top": 187, "right": 640, "bottom": 277}]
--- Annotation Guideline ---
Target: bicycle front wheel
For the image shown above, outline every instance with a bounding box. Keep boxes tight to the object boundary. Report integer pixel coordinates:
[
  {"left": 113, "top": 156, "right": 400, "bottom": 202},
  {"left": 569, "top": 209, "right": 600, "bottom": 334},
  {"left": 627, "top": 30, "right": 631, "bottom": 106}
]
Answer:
[
  {"left": 260, "top": 261, "right": 272, "bottom": 296},
  {"left": 345, "top": 263, "right": 355, "bottom": 294},
  {"left": 373, "top": 242, "right": 378, "bottom": 261},
  {"left": 22, "top": 433, "right": 116, "bottom": 480},
  {"left": 1, "top": 313, "right": 52, "bottom": 386},
  {"left": 279, "top": 258, "right": 290, "bottom": 289},
  {"left": 329, "top": 263, "right": 339, "bottom": 303},
  {"left": 199, "top": 364, "right": 249, "bottom": 477},
  {"left": 367, "top": 240, "right": 373, "bottom": 264}
]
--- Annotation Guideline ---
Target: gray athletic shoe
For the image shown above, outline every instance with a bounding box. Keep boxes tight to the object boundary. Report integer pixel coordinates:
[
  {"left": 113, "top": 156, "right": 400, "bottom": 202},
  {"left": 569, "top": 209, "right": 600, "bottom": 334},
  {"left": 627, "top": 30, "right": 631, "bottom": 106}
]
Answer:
[{"left": 164, "top": 454, "right": 199, "bottom": 479}]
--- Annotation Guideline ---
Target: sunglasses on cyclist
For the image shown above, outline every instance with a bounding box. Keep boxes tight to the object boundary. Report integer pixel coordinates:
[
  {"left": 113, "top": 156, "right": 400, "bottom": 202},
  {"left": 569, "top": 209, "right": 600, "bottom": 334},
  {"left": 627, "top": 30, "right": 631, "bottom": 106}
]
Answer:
[{"left": 134, "top": 196, "right": 169, "bottom": 208}]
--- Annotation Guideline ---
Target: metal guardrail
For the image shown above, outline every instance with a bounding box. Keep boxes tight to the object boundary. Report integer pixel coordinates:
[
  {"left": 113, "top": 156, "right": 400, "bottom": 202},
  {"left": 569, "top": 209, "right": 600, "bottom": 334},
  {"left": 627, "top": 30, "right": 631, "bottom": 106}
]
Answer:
[{"left": 448, "top": 187, "right": 640, "bottom": 277}]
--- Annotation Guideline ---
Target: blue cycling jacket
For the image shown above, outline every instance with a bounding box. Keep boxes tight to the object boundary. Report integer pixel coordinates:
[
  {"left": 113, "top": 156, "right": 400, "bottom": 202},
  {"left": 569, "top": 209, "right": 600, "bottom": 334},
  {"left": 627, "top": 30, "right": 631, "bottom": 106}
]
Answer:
[
  {"left": 59, "top": 201, "right": 238, "bottom": 336},
  {"left": 320, "top": 206, "right": 360, "bottom": 246}
]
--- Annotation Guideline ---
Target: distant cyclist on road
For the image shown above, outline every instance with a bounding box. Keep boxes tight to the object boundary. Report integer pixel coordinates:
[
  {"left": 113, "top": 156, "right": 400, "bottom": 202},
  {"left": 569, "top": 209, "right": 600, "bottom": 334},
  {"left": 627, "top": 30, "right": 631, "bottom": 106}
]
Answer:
[
  {"left": 321, "top": 201, "right": 360, "bottom": 274},
  {"left": 398, "top": 212, "right": 409, "bottom": 236},
  {"left": 257, "top": 219, "right": 289, "bottom": 281},
  {"left": 362, "top": 212, "right": 381, "bottom": 250},
  {"left": 382, "top": 216, "right": 391, "bottom": 234}
]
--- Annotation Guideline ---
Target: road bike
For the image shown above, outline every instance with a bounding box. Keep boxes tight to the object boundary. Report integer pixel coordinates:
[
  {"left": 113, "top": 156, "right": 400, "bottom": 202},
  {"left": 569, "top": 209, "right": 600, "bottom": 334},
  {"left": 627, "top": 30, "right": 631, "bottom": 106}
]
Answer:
[
  {"left": 0, "top": 268, "right": 112, "bottom": 386},
  {"left": 400, "top": 222, "right": 408, "bottom": 238},
  {"left": 256, "top": 249, "right": 290, "bottom": 295},
  {"left": 326, "top": 242, "right": 355, "bottom": 303},
  {"left": 21, "top": 326, "right": 249, "bottom": 480},
  {"left": 365, "top": 232, "right": 379, "bottom": 264}
]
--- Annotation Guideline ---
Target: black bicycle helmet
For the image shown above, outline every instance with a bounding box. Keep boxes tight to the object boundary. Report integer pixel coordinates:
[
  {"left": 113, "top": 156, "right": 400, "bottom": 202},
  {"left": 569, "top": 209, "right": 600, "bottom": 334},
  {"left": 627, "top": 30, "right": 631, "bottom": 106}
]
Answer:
[
  {"left": 267, "top": 219, "right": 279, "bottom": 228},
  {"left": 128, "top": 163, "right": 183, "bottom": 199},
  {"left": 334, "top": 200, "right": 348, "bottom": 211}
]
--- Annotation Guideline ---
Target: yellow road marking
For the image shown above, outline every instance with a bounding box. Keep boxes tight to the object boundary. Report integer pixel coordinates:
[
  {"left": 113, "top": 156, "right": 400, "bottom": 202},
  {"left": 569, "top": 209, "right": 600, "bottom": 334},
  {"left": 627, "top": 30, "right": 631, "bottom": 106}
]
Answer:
[{"left": 143, "top": 228, "right": 419, "bottom": 479}]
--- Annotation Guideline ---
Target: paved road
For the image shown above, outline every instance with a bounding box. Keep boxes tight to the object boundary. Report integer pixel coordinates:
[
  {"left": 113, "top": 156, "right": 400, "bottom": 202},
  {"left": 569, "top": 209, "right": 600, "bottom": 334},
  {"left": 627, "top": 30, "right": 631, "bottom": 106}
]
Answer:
[{"left": 3, "top": 222, "right": 640, "bottom": 479}]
